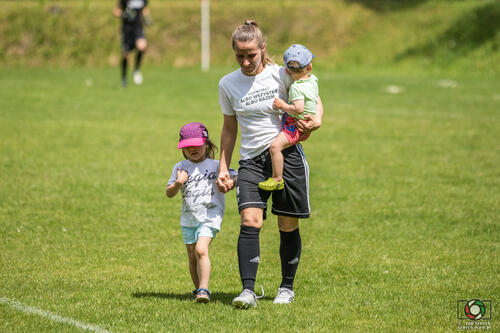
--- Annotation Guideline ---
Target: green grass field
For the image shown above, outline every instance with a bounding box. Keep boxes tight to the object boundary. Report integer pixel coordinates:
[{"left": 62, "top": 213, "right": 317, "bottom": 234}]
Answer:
[{"left": 0, "top": 67, "right": 498, "bottom": 332}]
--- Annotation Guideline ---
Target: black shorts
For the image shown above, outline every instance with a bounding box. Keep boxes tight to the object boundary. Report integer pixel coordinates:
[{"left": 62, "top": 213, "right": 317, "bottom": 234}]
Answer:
[
  {"left": 121, "top": 26, "right": 145, "bottom": 53},
  {"left": 236, "top": 144, "right": 310, "bottom": 219}
]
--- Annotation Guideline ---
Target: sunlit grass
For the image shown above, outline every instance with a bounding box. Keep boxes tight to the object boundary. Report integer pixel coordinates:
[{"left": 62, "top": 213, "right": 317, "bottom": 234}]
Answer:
[{"left": 0, "top": 67, "right": 498, "bottom": 332}]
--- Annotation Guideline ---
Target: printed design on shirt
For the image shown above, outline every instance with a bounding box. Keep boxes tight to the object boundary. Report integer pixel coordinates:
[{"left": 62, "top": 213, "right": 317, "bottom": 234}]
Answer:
[
  {"left": 127, "top": 0, "right": 145, "bottom": 9},
  {"left": 240, "top": 87, "right": 279, "bottom": 106},
  {"left": 282, "top": 112, "right": 296, "bottom": 133},
  {"left": 183, "top": 168, "right": 217, "bottom": 204},
  {"left": 123, "top": 0, "right": 144, "bottom": 20}
]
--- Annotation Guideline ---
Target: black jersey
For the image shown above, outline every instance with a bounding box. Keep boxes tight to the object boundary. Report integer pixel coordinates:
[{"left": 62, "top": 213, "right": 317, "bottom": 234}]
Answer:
[{"left": 119, "top": 0, "right": 147, "bottom": 28}]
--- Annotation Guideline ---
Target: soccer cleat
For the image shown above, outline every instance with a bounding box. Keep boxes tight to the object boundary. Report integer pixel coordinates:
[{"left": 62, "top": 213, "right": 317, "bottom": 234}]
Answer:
[
  {"left": 258, "top": 177, "right": 284, "bottom": 191},
  {"left": 232, "top": 287, "right": 264, "bottom": 309},
  {"left": 273, "top": 288, "right": 294, "bottom": 304},
  {"left": 121, "top": 78, "right": 127, "bottom": 87},
  {"left": 133, "top": 70, "right": 143, "bottom": 85}
]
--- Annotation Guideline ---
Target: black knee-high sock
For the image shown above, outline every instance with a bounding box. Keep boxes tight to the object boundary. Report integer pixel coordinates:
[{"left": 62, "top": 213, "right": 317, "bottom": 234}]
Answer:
[
  {"left": 121, "top": 57, "right": 128, "bottom": 80},
  {"left": 280, "top": 228, "right": 301, "bottom": 290},
  {"left": 135, "top": 51, "right": 143, "bottom": 71},
  {"left": 237, "top": 225, "right": 260, "bottom": 292}
]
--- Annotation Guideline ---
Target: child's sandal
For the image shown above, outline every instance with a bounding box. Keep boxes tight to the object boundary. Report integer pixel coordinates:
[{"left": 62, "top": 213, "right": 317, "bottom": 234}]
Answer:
[{"left": 193, "top": 288, "right": 211, "bottom": 303}]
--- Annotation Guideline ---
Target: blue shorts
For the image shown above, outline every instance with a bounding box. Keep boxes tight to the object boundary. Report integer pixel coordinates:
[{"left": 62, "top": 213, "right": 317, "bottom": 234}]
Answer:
[{"left": 181, "top": 224, "right": 218, "bottom": 244}]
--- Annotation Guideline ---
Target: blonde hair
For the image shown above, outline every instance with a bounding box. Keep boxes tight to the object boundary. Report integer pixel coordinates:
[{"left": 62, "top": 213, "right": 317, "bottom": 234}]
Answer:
[
  {"left": 231, "top": 20, "right": 274, "bottom": 66},
  {"left": 287, "top": 61, "right": 311, "bottom": 75}
]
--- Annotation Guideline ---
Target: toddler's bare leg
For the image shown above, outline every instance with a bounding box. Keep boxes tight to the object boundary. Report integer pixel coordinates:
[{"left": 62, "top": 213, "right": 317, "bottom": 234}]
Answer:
[{"left": 269, "top": 132, "right": 292, "bottom": 181}]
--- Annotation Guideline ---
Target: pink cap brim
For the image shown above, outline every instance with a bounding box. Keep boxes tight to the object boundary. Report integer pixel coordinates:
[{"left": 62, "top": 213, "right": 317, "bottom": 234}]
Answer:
[{"left": 177, "top": 137, "right": 206, "bottom": 149}]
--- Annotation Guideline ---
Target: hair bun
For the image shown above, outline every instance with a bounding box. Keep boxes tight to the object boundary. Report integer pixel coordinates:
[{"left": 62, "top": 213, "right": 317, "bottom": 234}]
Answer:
[{"left": 244, "top": 20, "right": 258, "bottom": 27}]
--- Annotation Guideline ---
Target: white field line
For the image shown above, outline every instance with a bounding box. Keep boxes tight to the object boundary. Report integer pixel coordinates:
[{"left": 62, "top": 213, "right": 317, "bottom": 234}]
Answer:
[{"left": 0, "top": 297, "right": 111, "bottom": 333}]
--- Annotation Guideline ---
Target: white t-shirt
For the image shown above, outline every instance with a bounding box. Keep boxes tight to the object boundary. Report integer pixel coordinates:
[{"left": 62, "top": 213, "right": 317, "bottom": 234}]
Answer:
[
  {"left": 218, "top": 64, "right": 293, "bottom": 160},
  {"left": 168, "top": 158, "right": 235, "bottom": 230}
]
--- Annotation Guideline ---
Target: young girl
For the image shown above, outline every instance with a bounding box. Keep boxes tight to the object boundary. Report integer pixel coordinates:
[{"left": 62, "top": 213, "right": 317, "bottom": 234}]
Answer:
[{"left": 166, "top": 122, "right": 236, "bottom": 303}]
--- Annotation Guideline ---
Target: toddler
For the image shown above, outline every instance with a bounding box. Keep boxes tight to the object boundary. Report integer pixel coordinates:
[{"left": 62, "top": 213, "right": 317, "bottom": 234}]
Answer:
[{"left": 258, "top": 44, "right": 319, "bottom": 191}]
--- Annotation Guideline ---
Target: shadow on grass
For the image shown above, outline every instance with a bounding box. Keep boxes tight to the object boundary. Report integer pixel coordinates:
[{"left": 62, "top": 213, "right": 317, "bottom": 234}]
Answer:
[{"left": 132, "top": 291, "right": 274, "bottom": 306}]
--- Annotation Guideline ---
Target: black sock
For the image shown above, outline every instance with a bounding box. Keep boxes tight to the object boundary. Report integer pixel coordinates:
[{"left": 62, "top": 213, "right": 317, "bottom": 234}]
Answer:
[
  {"left": 237, "top": 225, "right": 260, "bottom": 292},
  {"left": 280, "top": 228, "right": 301, "bottom": 291},
  {"left": 121, "top": 57, "right": 128, "bottom": 80},
  {"left": 135, "top": 51, "right": 143, "bottom": 71}
]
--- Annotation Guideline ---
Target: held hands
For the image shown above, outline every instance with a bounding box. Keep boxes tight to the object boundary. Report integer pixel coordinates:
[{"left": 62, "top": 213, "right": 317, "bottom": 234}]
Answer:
[{"left": 216, "top": 171, "right": 235, "bottom": 193}]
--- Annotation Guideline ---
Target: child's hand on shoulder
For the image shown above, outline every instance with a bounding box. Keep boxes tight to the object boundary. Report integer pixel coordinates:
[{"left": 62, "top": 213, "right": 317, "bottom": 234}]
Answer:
[{"left": 176, "top": 168, "right": 189, "bottom": 185}]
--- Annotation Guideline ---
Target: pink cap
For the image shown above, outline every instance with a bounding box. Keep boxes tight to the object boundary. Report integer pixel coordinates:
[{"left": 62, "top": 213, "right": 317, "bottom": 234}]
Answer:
[{"left": 177, "top": 122, "right": 209, "bottom": 148}]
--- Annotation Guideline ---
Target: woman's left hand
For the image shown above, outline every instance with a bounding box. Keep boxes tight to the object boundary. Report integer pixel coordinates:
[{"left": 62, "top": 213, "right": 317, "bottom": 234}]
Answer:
[
  {"left": 296, "top": 114, "right": 321, "bottom": 134},
  {"left": 296, "top": 96, "right": 323, "bottom": 134}
]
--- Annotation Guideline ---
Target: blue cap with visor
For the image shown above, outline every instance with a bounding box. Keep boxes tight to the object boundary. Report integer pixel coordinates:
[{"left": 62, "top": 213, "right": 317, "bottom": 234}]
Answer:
[{"left": 283, "top": 44, "right": 315, "bottom": 69}]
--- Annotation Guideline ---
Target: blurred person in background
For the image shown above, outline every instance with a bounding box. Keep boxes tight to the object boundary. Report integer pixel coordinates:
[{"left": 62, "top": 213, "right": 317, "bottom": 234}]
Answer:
[{"left": 113, "top": 0, "right": 152, "bottom": 87}]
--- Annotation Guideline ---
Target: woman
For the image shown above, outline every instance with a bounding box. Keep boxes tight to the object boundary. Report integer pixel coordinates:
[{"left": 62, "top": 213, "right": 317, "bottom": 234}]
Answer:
[{"left": 216, "top": 21, "right": 323, "bottom": 309}]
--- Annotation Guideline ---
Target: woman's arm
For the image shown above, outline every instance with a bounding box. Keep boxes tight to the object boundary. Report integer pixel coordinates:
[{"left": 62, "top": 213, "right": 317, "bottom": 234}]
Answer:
[
  {"left": 217, "top": 115, "right": 238, "bottom": 193},
  {"left": 295, "top": 96, "right": 323, "bottom": 133}
]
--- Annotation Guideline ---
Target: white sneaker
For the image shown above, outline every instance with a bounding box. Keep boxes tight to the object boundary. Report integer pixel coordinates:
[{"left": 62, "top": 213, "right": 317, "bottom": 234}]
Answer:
[
  {"left": 232, "top": 289, "right": 257, "bottom": 309},
  {"left": 273, "top": 288, "right": 294, "bottom": 304},
  {"left": 232, "top": 287, "right": 265, "bottom": 309},
  {"left": 133, "top": 70, "right": 143, "bottom": 85}
]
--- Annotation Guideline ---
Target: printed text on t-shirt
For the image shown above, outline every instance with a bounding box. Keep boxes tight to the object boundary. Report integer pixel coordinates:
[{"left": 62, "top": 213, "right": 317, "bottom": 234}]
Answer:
[
  {"left": 183, "top": 169, "right": 217, "bottom": 203},
  {"left": 240, "top": 88, "right": 279, "bottom": 106}
]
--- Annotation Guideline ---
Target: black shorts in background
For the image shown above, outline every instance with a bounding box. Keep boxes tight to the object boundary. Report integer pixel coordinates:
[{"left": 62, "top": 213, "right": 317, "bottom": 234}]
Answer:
[
  {"left": 236, "top": 144, "right": 310, "bottom": 220},
  {"left": 121, "top": 26, "right": 144, "bottom": 53}
]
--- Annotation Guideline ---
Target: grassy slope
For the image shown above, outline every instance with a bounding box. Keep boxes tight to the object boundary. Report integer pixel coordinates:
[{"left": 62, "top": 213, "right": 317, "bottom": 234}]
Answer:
[{"left": 0, "top": 0, "right": 499, "bottom": 75}]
